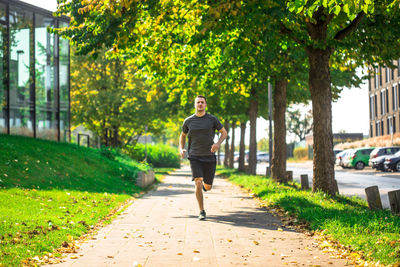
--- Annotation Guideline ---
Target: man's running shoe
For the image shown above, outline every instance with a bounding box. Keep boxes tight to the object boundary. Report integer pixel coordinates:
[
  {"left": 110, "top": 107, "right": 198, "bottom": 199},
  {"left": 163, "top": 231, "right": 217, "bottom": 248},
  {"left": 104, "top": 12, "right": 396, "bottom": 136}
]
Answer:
[
  {"left": 199, "top": 210, "right": 206, "bottom": 220},
  {"left": 202, "top": 185, "right": 207, "bottom": 192}
]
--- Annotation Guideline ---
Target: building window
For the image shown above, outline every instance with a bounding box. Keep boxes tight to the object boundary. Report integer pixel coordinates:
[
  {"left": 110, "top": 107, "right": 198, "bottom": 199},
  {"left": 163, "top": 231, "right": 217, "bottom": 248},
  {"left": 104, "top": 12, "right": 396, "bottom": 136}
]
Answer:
[
  {"left": 370, "top": 95, "right": 373, "bottom": 119},
  {"left": 386, "top": 87, "right": 389, "bottom": 113},
  {"left": 398, "top": 84, "right": 400, "bottom": 109},
  {"left": 9, "top": 7, "right": 33, "bottom": 137},
  {"left": 376, "top": 121, "right": 379, "bottom": 136},
  {"left": 394, "top": 116, "right": 396, "bottom": 134},
  {"left": 35, "top": 14, "right": 57, "bottom": 140},
  {"left": 388, "top": 117, "right": 391, "bottom": 135},
  {"left": 370, "top": 124, "right": 373, "bottom": 137},
  {"left": 379, "top": 67, "right": 383, "bottom": 86},
  {"left": 59, "top": 21, "right": 70, "bottom": 142},
  {"left": 382, "top": 120, "right": 385, "bottom": 135},
  {"left": 0, "top": 1, "right": 69, "bottom": 141},
  {"left": 369, "top": 77, "right": 371, "bottom": 91},
  {"left": 0, "top": 2, "right": 7, "bottom": 133},
  {"left": 386, "top": 67, "right": 390, "bottom": 83},
  {"left": 398, "top": 59, "right": 400, "bottom": 77},
  {"left": 375, "top": 94, "right": 378, "bottom": 117},
  {"left": 381, "top": 90, "right": 385, "bottom": 115},
  {"left": 392, "top": 84, "right": 397, "bottom": 111}
]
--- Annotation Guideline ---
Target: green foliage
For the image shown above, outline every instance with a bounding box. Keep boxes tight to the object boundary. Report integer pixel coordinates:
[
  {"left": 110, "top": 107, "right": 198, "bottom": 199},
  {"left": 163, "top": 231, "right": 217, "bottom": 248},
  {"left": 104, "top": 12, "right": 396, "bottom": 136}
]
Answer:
[
  {"left": 217, "top": 167, "right": 400, "bottom": 265},
  {"left": 293, "top": 147, "right": 308, "bottom": 159},
  {"left": 70, "top": 48, "right": 180, "bottom": 148},
  {"left": 257, "top": 138, "right": 269, "bottom": 152},
  {"left": 123, "top": 144, "right": 180, "bottom": 168},
  {"left": 99, "top": 146, "right": 117, "bottom": 160}
]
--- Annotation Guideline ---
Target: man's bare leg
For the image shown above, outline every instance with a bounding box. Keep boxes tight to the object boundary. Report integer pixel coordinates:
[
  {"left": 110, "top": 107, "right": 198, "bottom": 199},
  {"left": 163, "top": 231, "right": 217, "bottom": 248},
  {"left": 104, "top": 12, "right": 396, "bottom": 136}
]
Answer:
[{"left": 194, "top": 178, "right": 204, "bottom": 211}]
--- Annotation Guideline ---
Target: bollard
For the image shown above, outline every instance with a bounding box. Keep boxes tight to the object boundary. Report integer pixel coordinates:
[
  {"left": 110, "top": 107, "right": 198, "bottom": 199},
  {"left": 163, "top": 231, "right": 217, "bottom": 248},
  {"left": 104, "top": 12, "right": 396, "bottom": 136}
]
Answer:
[
  {"left": 365, "top": 186, "right": 383, "bottom": 210},
  {"left": 388, "top": 189, "right": 400, "bottom": 214},
  {"left": 266, "top": 167, "right": 271, "bottom": 177},
  {"left": 300, "top": 174, "right": 309, "bottom": 190},
  {"left": 286, "top": 171, "right": 293, "bottom": 182}
]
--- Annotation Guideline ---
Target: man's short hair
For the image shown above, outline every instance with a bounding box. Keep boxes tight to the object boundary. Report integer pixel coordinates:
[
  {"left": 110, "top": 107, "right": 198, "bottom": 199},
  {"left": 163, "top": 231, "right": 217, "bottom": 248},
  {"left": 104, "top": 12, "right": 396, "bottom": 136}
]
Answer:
[{"left": 196, "top": 95, "right": 206, "bottom": 102}]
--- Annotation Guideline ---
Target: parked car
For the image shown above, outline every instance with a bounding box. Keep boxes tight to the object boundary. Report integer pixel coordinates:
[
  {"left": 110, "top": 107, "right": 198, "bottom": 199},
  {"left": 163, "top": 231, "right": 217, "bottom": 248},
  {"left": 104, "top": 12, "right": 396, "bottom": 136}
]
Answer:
[
  {"left": 333, "top": 149, "right": 343, "bottom": 160},
  {"left": 257, "top": 152, "right": 269, "bottom": 162},
  {"left": 234, "top": 152, "right": 239, "bottom": 162},
  {"left": 369, "top": 147, "right": 400, "bottom": 171},
  {"left": 336, "top": 149, "right": 353, "bottom": 168},
  {"left": 345, "top": 147, "right": 375, "bottom": 170},
  {"left": 245, "top": 151, "right": 269, "bottom": 162},
  {"left": 383, "top": 150, "right": 400, "bottom": 171}
]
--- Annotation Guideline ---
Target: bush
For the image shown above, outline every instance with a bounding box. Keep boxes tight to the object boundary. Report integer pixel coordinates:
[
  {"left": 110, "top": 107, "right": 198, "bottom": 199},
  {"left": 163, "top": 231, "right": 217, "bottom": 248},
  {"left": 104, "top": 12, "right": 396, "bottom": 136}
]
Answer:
[
  {"left": 99, "top": 146, "right": 117, "bottom": 160},
  {"left": 293, "top": 147, "right": 308, "bottom": 159},
  {"left": 123, "top": 143, "right": 180, "bottom": 168}
]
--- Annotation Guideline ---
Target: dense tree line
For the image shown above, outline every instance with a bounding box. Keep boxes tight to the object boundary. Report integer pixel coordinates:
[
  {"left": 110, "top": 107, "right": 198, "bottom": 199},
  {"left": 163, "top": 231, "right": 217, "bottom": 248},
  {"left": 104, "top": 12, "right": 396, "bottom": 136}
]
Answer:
[{"left": 54, "top": 0, "right": 400, "bottom": 194}]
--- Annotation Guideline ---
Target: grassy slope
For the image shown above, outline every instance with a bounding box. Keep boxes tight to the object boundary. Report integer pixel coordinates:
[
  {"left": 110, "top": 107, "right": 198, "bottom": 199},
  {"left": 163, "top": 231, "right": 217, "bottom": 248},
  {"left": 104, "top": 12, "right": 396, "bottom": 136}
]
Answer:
[
  {"left": 0, "top": 134, "right": 151, "bottom": 266},
  {"left": 217, "top": 167, "right": 400, "bottom": 266}
]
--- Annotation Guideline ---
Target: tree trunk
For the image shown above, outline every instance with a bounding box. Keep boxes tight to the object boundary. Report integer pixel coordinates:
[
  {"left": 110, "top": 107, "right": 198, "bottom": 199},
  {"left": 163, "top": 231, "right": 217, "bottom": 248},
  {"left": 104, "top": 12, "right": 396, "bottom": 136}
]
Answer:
[
  {"left": 229, "top": 120, "right": 236, "bottom": 168},
  {"left": 307, "top": 42, "right": 337, "bottom": 195},
  {"left": 271, "top": 79, "right": 287, "bottom": 182},
  {"left": 111, "top": 125, "right": 119, "bottom": 147},
  {"left": 224, "top": 121, "right": 230, "bottom": 167},
  {"left": 248, "top": 88, "right": 258, "bottom": 175},
  {"left": 238, "top": 122, "right": 246, "bottom": 172}
]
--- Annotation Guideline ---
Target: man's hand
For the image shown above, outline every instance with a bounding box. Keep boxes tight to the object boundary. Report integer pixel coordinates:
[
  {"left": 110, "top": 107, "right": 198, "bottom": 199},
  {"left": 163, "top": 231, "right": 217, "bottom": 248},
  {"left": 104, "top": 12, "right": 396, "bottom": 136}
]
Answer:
[
  {"left": 180, "top": 148, "right": 187, "bottom": 159},
  {"left": 211, "top": 143, "right": 220, "bottom": 153}
]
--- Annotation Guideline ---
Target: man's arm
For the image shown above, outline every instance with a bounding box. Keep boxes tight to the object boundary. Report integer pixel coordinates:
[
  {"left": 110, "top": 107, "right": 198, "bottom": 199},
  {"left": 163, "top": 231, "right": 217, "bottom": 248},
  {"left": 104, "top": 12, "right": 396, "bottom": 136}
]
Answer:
[
  {"left": 211, "top": 127, "right": 228, "bottom": 153},
  {"left": 179, "top": 132, "right": 187, "bottom": 158}
]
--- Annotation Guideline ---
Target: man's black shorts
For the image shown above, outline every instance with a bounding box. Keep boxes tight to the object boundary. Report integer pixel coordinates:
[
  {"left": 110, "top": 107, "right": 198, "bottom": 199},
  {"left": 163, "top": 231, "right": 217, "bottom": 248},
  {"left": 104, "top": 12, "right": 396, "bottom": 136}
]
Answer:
[{"left": 189, "top": 156, "right": 216, "bottom": 185}]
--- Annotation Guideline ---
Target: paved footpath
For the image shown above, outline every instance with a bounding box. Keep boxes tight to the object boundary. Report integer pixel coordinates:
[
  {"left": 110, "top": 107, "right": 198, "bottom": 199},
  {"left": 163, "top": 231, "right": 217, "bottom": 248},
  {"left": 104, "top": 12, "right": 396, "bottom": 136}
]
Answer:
[{"left": 48, "top": 166, "right": 352, "bottom": 267}]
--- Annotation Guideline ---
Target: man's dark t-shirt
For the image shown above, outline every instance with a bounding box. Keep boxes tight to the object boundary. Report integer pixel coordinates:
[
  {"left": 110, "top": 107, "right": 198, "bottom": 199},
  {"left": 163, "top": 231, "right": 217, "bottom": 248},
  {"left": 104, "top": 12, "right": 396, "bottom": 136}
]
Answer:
[{"left": 182, "top": 113, "right": 223, "bottom": 161}]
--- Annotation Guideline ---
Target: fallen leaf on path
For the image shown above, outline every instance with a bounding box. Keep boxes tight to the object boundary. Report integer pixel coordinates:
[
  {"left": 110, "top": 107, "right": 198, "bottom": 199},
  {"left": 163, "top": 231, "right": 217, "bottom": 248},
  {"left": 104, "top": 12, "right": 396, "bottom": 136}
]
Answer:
[
  {"left": 253, "top": 241, "right": 259, "bottom": 245},
  {"left": 70, "top": 255, "right": 78, "bottom": 259},
  {"left": 193, "top": 250, "right": 200, "bottom": 253},
  {"left": 177, "top": 253, "right": 183, "bottom": 255},
  {"left": 107, "top": 256, "right": 114, "bottom": 258},
  {"left": 227, "top": 239, "right": 232, "bottom": 242}
]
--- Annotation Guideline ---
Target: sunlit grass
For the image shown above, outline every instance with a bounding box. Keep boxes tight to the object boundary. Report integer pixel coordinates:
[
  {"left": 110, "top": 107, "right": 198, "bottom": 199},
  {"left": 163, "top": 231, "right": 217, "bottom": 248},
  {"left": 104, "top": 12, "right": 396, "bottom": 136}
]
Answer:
[
  {"left": 0, "top": 134, "right": 172, "bottom": 266},
  {"left": 217, "top": 167, "right": 400, "bottom": 265}
]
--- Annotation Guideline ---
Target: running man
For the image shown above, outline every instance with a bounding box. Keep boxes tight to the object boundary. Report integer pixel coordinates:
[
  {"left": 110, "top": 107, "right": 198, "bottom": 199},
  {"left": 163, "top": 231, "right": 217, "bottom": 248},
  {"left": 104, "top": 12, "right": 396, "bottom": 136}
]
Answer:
[{"left": 179, "top": 95, "right": 228, "bottom": 220}]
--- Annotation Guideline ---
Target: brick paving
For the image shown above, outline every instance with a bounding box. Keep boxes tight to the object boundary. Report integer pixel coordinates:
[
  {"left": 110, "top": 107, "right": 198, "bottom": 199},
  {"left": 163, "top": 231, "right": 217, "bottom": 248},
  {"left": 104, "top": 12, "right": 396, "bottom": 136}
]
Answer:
[{"left": 47, "top": 165, "right": 352, "bottom": 267}]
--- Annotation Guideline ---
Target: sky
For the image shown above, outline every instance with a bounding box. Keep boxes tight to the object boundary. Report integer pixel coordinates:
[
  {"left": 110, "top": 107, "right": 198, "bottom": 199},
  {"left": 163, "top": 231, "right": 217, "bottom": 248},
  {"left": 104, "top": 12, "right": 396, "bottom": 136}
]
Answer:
[{"left": 24, "top": 0, "right": 370, "bottom": 142}]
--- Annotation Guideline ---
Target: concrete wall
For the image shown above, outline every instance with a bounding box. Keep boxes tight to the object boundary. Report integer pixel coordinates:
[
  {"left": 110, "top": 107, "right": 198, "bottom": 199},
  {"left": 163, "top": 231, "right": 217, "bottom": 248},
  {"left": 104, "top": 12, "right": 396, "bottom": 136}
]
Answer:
[{"left": 136, "top": 170, "right": 155, "bottom": 188}]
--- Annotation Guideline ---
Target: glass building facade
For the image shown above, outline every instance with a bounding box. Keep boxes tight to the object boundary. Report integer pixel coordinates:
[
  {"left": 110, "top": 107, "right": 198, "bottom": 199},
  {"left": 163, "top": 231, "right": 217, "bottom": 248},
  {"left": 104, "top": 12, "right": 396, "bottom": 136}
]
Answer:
[{"left": 0, "top": 0, "right": 70, "bottom": 141}]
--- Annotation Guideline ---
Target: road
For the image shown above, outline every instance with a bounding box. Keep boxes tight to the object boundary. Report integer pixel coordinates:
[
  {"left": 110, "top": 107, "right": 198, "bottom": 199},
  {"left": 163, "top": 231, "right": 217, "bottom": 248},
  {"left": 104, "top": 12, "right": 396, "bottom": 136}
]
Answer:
[{"left": 254, "top": 161, "right": 400, "bottom": 209}]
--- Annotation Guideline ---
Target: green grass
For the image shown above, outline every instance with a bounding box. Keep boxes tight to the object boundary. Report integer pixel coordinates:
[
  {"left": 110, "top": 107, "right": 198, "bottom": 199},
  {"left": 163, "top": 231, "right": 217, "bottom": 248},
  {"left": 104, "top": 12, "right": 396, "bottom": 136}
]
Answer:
[
  {"left": 0, "top": 134, "right": 172, "bottom": 266},
  {"left": 217, "top": 167, "right": 400, "bottom": 265}
]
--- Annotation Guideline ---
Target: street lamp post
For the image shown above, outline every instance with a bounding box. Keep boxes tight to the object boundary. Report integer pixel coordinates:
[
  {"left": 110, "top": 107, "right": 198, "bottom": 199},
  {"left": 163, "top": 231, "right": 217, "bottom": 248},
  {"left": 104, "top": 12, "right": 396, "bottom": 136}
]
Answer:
[
  {"left": 144, "top": 125, "right": 148, "bottom": 162},
  {"left": 268, "top": 81, "right": 273, "bottom": 175}
]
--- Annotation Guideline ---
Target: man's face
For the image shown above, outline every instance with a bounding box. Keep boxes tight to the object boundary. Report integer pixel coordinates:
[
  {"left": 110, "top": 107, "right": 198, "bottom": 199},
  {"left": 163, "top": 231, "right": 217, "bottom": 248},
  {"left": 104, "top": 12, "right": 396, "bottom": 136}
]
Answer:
[{"left": 195, "top": 97, "right": 207, "bottom": 112}]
